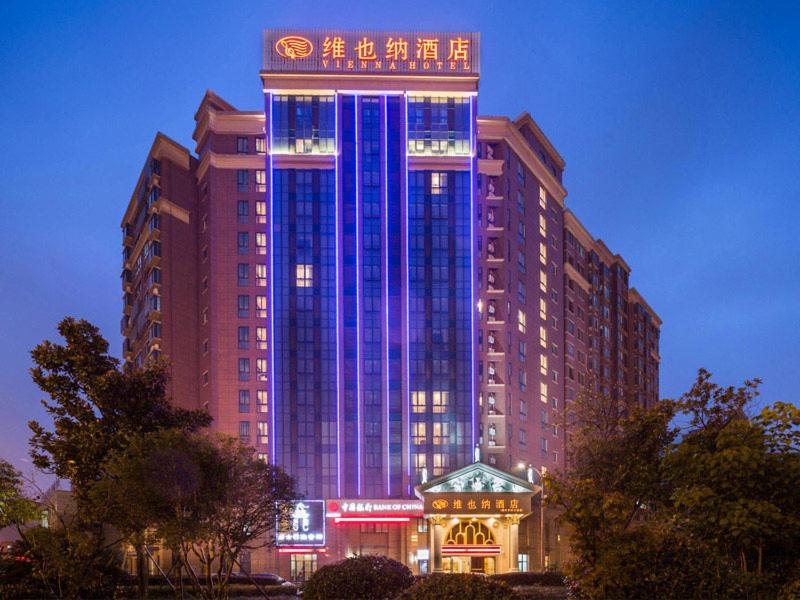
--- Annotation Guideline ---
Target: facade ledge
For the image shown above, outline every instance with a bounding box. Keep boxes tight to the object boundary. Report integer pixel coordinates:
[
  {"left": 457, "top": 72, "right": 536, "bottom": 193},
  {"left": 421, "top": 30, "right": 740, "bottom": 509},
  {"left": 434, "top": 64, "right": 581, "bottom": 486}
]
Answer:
[{"left": 477, "top": 158, "right": 504, "bottom": 176}]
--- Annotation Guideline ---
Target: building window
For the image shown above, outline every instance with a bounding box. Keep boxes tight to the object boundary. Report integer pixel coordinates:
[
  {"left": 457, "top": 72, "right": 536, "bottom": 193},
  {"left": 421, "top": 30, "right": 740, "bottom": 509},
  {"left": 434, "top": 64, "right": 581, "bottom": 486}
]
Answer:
[
  {"left": 541, "top": 437, "right": 548, "bottom": 455},
  {"left": 272, "top": 95, "right": 335, "bottom": 154},
  {"left": 431, "top": 172, "right": 447, "bottom": 195},
  {"left": 256, "top": 358, "right": 267, "bottom": 381},
  {"left": 432, "top": 391, "right": 448, "bottom": 413},
  {"left": 412, "top": 391, "right": 426, "bottom": 413},
  {"left": 540, "top": 354, "right": 548, "bottom": 376},
  {"left": 295, "top": 264, "right": 313, "bottom": 287},
  {"left": 256, "top": 326, "right": 267, "bottom": 349},
  {"left": 202, "top": 370, "right": 209, "bottom": 385},
  {"left": 238, "top": 390, "right": 250, "bottom": 413},
  {"left": 257, "top": 452, "right": 268, "bottom": 463},
  {"left": 238, "top": 232, "right": 249, "bottom": 255},
  {"left": 432, "top": 422, "right": 449, "bottom": 445},
  {"left": 238, "top": 326, "right": 249, "bottom": 349},
  {"left": 255, "top": 232, "right": 266, "bottom": 255},
  {"left": 256, "top": 295, "right": 267, "bottom": 318},
  {"left": 539, "top": 214, "right": 547, "bottom": 237},
  {"left": 255, "top": 137, "right": 266, "bottom": 154},
  {"left": 255, "top": 264, "right": 267, "bottom": 287},
  {"left": 257, "top": 390, "right": 268, "bottom": 413},
  {"left": 237, "top": 169, "right": 248, "bottom": 192},
  {"left": 237, "top": 137, "right": 249, "bottom": 154},
  {"left": 238, "top": 295, "right": 249, "bottom": 318},
  {"left": 238, "top": 358, "right": 250, "bottom": 381},
  {"left": 539, "top": 241, "right": 547, "bottom": 265},
  {"left": 407, "top": 96, "right": 470, "bottom": 156},
  {"left": 290, "top": 554, "right": 317, "bottom": 583},
  {"left": 257, "top": 422, "right": 268, "bottom": 445},
  {"left": 539, "top": 326, "right": 547, "bottom": 348},
  {"left": 412, "top": 422, "right": 427, "bottom": 445},
  {"left": 517, "top": 310, "right": 527, "bottom": 334},
  {"left": 540, "top": 270, "right": 548, "bottom": 293},
  {"left": 239, "top": 421, "right": 250, "bottom": 443},
  {"left": 540, "top": 382, "right": 548, "bottom": 404},
  {"left": 256, "top": 200, "right": 266, "bottom": 224},
  {"left": 433, "top": 453, "right": 449, "bottom": 476},
  {"left": 518, "top": 553, "right": 529, "bottom": 572},
  {"left": 256, "top": 170, "right": 267, "bottom": 192},
  {"left": 237, "top": 263, "right": 249, "bottom": 286}
]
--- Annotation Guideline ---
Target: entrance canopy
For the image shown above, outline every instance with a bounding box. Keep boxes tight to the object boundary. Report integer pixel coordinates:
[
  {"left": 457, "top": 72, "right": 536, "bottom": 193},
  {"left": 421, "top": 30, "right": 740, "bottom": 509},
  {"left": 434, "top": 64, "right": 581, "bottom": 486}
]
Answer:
[{"left": 415, "top": 461, "right": 539, "bottom": 517}]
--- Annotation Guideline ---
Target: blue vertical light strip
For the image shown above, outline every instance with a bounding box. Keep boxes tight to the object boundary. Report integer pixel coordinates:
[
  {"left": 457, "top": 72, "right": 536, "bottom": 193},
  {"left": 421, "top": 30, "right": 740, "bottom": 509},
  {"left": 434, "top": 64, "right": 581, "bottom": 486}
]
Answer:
[
  {"left": 335, "top": 93, "right": 342, "bottom": 497},
  {"left": 383, "top": 94, "right": 391, "bottom": 496},
  {"left": 355, "top": 94, "right": 363, "bottom": 496},
  {"left": 469, "top": 95, "right": 477, "bottom": 454},
  {"left": 404, "top": 93, "right": 411, "bottom": 489},
  {"left": 267, "top": 92, "right": 276, "bottom": 464}
]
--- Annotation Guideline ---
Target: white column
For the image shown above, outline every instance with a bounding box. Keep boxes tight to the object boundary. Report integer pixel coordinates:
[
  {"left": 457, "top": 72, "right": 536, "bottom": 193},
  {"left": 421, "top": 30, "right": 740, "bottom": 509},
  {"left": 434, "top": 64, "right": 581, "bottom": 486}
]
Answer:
[{"left": 507, "top": 516, "right": 520, "bottom": 572}]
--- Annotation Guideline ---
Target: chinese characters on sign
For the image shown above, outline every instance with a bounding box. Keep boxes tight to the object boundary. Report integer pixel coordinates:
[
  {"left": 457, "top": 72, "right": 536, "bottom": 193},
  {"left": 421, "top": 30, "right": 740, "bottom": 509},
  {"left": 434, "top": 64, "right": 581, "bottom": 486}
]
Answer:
[
  {"left": 265, "top": 30, "right": 480, "bottom": 75},
  {"left": 276, "top": 500, "right": 326, "bottom": 546},
  {"left": 328, "top": 499, "right": 424, "bottom": 516},
  {"left": 424, "top": 493, "right": 531, "bottom": 515}
]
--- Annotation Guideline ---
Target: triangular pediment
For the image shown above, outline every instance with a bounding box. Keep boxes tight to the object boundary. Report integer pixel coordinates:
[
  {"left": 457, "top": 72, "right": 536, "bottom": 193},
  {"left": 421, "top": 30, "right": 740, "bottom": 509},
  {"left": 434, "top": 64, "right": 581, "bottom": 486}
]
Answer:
[{"left": 416, "top": 462, "right": 537, "bottom": 496}]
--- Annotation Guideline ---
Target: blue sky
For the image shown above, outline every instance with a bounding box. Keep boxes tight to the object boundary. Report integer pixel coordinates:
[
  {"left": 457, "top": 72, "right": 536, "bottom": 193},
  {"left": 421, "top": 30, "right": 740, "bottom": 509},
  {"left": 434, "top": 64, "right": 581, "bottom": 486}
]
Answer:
[{"left": 1, "top": 1, "right": 798, "bottom": 476}]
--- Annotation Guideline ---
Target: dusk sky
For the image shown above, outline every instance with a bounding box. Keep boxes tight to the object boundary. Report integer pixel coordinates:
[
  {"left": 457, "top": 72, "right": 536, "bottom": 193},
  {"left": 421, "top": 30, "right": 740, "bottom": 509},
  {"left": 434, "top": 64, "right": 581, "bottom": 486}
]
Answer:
[{"left": 1, "top": 1, "right": 798, "bottom": 477}]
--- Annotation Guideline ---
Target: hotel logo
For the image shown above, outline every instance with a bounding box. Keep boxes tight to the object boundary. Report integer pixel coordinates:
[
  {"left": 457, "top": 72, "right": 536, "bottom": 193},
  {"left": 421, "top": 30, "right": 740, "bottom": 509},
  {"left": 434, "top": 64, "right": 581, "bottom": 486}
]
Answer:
[{"left": 275, "top": 35, "right": 314, "bottom": 59}]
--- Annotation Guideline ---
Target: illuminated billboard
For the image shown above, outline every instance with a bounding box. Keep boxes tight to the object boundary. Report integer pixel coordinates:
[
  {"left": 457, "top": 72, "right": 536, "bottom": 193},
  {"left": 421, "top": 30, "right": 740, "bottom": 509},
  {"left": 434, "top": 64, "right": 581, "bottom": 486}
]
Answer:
[
  {"left": 276, "top": 500, "right": 326, "bottom": 547},
  {"left": 264, "top": 30, "right": 479, "bottom": 75}
]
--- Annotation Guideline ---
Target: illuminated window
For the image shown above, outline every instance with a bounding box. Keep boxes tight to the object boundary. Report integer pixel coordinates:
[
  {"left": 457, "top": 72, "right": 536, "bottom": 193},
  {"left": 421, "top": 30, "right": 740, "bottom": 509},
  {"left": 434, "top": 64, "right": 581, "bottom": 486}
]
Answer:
[
  {"left": 255, "top": 137, "right": 266, "bottom": 154},
  {"left": 432, "top": 391, "right": 448, "bottom": 413},
  {"left": 431, "top": 172, "right": 447, "bottom": 195},
  {"left": 517, "top": 310, "right": 527, "bottom": 334},
  {"left": 407, "top": 96, "right": 470, "bottom": 156},
  {"left": 412, "top": 422, "right": 427, "bottom": 444},
  {"left": 413, "top": 452, "right": 427, "bottom": 471},
  {"left": 433, "top": 453, "right": 449, "bottom": 476},
  {"left": 256, "top": 358, "right": 267, "bottom": 381},
  {"left": 539, "top": 298, "right": 547, "bottom": 321},
  {"left": 256, "top": 264, "right": 267, "bottom": 287},
  {"left": 257, "top": 452, "right": 268, "bottom": 463},
  {"left": 540, "top": 354, "right": 548, "bottom": 376},
  {"left": 255, "top": 201, "right": 266, "bottom": 224},
  {"left": 255, "top": 233, "right": 267, "bottom": 255},
  {"left": 256, "top": 295, "right": 267, "bottom": 318},
  {"left": 257, "top": 390, "right": 268, "bottom": 413},
  {"left": 256, "top": 326, "right": 267, "bottom": 350},
  {"left": 271, "top": 95, "right": 335, "bottom": 154},
  {"left": 540, "top": 270, "right": 548, "bottom": 293},
  {"left": 432, "top": 422, "right": 449, "bottom": 445},
  {"left": 539, "top": 242, "right": 547, "bottom": 265},
  {"left": 295, "top": 264, "right": 313, "bottom": 287},
  {"left": 539, "top": 326, "right": 547, "bottom": 348},
  {"left": 256, "top": 170, "right": 267, "bottom": 193},
  {"left": 539, "top": 185, "right": 547, "bottom": 210},
  {"left": 412, "top": 391, "right": 427, "bottom": 413},
  {"left": 539, "top": 214, "right": 547, "bottom": 237},
  {"left": 540, "top": 382, "right": 548, "bottom": 403},
  {"left": 257, "top": 422, "right": 268, "bottom": 445}
]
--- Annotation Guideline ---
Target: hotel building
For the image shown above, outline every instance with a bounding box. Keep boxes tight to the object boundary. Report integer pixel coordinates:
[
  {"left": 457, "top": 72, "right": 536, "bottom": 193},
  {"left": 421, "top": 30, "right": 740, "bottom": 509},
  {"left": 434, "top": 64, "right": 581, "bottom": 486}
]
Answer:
[{"left": 120, "top": 29, "right": 660, "bottom": 579}]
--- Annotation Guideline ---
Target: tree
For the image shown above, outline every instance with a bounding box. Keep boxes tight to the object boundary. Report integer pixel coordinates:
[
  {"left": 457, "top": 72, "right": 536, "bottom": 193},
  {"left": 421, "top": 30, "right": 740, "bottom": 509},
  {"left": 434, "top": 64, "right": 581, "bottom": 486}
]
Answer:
[
  {"left": 26, "top": 318, "right": 211, "bottom": 597},
  {"left": 550, "top": 370, "right": 800, "bottom": 599},
  {"left": 96, "top": 429, "right": 296, "bottom": 600},
  {"left": 666, "top": 370, "right": 800, "bottom": 586},
  {"left": 0, "top": 459, "right": 40, "bottom": 530}
]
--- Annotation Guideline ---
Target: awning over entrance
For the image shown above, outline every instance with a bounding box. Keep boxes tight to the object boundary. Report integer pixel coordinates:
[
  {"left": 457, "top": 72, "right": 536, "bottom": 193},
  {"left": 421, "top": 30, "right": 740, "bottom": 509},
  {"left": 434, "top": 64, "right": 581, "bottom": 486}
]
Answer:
[{"left": 414, "top": 462, "right": 540, "bottom": 574}]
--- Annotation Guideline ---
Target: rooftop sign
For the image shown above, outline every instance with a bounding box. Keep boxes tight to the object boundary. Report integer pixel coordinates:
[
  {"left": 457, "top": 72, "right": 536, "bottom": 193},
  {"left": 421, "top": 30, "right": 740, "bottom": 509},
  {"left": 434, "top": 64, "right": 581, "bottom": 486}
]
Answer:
[{"left": 264, "top": 30, "right": 479, "bottom": 76}]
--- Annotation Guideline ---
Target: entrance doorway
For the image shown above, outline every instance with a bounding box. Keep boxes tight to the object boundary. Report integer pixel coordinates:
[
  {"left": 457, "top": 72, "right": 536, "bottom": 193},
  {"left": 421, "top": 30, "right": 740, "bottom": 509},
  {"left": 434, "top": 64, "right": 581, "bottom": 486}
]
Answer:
[{"left": 442, "top": 555, "right": 496, "bottom": 574}]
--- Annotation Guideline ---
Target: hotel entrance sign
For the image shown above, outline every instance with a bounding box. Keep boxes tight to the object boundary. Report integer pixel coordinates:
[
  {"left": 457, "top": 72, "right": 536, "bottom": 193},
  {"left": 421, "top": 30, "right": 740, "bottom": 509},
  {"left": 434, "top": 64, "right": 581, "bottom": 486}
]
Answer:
[{"left": 264, "top": 30, "right": 479, "bottom": 75}]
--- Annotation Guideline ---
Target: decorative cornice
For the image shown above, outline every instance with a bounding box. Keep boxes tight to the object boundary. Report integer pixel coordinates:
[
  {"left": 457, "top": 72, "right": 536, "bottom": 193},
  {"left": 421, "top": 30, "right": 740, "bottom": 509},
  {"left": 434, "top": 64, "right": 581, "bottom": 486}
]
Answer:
[
  {"left": 408, "top": 155, "right": 471, "bottom": 172},
  {"left": 477, "top": 116, "right": 567, "bottom": 207},
  {"left": 196, "top": 152, "right": 266, "bottom": 180},
  {"left": 564, "top": 262, "right": 590, "bottom": 293},
  {"left": 629, "top": 287, "right": 662, "bottom": 327}
]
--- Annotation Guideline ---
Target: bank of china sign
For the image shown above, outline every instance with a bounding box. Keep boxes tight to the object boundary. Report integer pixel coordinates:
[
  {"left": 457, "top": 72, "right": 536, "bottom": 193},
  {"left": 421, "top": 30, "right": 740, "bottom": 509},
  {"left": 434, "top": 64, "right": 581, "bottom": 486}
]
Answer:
[{"left": 264, "top": 30, "right": 479, "bottom": 75}]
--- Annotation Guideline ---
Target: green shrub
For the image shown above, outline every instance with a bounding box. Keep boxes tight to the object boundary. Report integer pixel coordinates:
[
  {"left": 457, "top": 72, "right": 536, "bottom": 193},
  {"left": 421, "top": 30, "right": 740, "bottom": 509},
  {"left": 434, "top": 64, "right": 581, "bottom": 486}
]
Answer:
[
  {"left": 491, "top": 572, "right": 565, "bottom": 587},
  {"left": 303, "top": 554, "right": 414, "bottom": 600},
  {"left": 399, "top": 573, "right": 519, "bottom": 600},
  {"left": 779, "top": 579, "right": 800, "bottom": 600}
]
